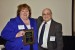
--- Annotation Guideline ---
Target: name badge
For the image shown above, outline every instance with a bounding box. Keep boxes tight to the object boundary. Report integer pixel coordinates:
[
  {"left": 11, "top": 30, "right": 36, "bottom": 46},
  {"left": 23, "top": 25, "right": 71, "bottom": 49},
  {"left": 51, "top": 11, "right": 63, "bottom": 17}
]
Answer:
[
  {"left": 50, "top": 36, "right": 55, "bottom": 41},
  {"left": 18, "top": 25, "right": 25, "bottom": 30}
]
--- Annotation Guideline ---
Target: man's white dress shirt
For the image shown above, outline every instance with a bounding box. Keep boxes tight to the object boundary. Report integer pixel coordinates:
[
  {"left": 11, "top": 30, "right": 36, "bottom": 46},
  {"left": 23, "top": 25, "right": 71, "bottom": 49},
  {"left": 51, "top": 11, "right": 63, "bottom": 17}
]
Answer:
[{"left": 38, "top": 20, "right": 51, "bottom": 48}]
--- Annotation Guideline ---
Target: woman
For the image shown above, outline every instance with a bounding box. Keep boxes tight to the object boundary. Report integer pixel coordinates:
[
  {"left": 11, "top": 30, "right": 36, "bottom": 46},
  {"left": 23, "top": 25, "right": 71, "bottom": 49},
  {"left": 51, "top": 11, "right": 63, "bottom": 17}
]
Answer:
[{"left": 1, "top": 3, "right": 38, "bottom": 50}]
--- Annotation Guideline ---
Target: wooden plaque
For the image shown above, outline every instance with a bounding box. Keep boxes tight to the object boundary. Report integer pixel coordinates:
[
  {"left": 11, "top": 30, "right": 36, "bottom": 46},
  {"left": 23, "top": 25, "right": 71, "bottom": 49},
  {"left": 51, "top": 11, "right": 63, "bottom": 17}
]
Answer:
[{"left": 23, "top": 29, "right": 34, "bottom": 45}]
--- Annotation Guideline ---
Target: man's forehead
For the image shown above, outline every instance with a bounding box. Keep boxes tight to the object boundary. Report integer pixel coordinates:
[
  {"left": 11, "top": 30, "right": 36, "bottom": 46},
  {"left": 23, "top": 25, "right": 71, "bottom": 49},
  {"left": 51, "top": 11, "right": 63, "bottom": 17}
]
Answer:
[{"left": 42, "top": 8, "right": 52, "bottom": 14}]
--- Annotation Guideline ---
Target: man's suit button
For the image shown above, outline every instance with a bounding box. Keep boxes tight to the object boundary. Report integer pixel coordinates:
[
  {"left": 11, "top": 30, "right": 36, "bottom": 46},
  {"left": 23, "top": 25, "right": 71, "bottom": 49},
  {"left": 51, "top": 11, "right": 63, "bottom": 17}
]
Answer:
[{"left": 50, "top": 45, "right": 52, "bottom": 47}]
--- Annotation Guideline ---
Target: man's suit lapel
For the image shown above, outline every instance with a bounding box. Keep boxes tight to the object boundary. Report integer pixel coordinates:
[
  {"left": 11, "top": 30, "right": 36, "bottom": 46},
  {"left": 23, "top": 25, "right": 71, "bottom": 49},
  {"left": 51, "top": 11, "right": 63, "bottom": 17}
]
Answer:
[{"left": 47, "top": 19, "right": 55, "bottom": 42}]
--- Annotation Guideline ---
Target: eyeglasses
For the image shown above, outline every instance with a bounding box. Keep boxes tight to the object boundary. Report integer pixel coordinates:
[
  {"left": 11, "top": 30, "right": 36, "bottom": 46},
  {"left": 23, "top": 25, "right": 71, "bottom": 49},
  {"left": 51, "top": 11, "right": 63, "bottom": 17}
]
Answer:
[{"left": 42, "top": 13, "right": 51, "bottom": 16}]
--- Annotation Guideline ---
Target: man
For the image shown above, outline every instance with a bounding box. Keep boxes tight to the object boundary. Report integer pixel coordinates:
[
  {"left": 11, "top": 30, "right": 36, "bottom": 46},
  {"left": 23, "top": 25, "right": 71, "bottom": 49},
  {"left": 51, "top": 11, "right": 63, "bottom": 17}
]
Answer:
[{"left": 37, "top": 8, "right": 63, "bottom": 50}]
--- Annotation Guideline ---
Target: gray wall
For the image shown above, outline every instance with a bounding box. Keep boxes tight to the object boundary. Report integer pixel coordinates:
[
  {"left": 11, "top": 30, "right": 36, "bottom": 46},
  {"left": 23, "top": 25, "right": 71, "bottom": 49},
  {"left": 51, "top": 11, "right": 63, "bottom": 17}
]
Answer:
[
  {"left": 73, "top": 0, "right": 75, "bottom": 35},
  {"left": 0, "top": 0, "right": 72, "bottom": 36}
]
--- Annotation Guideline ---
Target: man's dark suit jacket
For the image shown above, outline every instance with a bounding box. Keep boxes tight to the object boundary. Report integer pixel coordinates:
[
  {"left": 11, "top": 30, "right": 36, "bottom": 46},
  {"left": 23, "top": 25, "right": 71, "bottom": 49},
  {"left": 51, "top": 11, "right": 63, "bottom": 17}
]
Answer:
[{"left": 37, "top": 16, "right": 63, "bottom": 50}]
